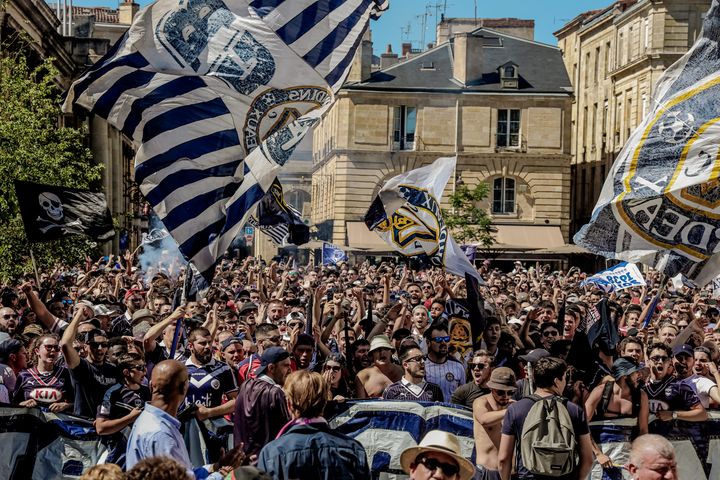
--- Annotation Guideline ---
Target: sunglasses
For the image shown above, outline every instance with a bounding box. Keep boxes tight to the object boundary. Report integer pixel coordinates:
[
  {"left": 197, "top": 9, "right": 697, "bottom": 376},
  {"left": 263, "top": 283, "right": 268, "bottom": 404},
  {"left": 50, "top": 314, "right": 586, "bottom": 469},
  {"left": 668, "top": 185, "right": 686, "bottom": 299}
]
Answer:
[
  {"left": 267, "top": 335, "right": 282, "bottom": 344},
  {"left": 542, "top": 330, "right": 559, "bottom": 337},
  {"left": 405, "top": 355, "right": 426, "bottom": 364},
  {"left": 89, "top": 342, "right": 109, "bottom": 349},
  {"left": 2, "top": 314, "right": 18, "bottom": 319},
  {"left": 43, "top": 344, "right": 61, "bottom": 352},
  {"left": 62, "top": 300, "right": 74, "bottom": 305},
  {"left": 324, "top": 365, "right": 342, "bottom": 372},
  {"left": 432, "top": 336, "right": 451, "bottom": 343},
  {"left": 650, "top": 355, "right": 669, "bottom": 363},
  {"left": 493, "top": 389, "right": 516, "bottom": 397},
  {"left": 471, "top": 363, "right": 487, "bottom": 370},
  {"left": 288, "top": 322, "right": 303, "bottom": 329},
  {"left": 417, "top": 456, "right": 459, "bottom": 477},
  {"left": 130, "top": 364, "right": 147, "bottom": 372}
]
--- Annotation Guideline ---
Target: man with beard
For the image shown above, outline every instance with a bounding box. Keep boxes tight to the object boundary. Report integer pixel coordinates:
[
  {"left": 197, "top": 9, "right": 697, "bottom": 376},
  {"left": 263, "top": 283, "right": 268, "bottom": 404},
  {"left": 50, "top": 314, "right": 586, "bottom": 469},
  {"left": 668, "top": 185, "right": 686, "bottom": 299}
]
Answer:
[
  {"left": 60, "top": 305, "right": 120, "bottom": 417},
  {"left": 355, "top": 335, "right": 403, "bottom": 399},
  {"left": 0, "top": 307, "right": 19, "bottom": 336},
  {"left": 473, "top": 367, "right": 517, "bottom": 479},
  {"left": 383, "top": 343, "right": 443, "bottom": 401},
  {"left": 585, "top": 357, "right": 649, "bottom": 472},
  {"left": 182, "top": 327, "right": 238, "bottom": 420},
  {"left": 452, "top": 350, "right": 493, "bottom": 407},
  {"left": 424, "top": 322, "right": 465, "bottom": 402},
  {"left": 643, "top": 343, "right": 706, "bottom": 434},
  {"left": 349, "top": 339, "right": 370, "bottom": 374}
]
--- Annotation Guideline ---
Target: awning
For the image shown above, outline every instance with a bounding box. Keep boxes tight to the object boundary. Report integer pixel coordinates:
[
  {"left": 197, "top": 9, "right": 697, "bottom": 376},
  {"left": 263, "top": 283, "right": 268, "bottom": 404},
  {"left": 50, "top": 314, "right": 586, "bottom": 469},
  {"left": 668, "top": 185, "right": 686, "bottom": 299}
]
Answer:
[
  {"left": 534, "top": 244, "right": 591, "bottom": 255},
  {"left": 346, "top": 221, "right": 394, "bottom": 252},
  {"left": 491, "top": 225, "right": 565, "bottom": 250}
]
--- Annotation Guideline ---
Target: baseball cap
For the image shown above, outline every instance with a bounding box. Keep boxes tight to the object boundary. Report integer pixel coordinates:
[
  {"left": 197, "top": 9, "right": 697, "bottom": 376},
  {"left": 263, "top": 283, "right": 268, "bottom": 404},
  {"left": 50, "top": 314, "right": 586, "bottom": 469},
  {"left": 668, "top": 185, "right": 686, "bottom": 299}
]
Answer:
[
  {"left": 238, "top": 302, "right": 258, "bottom": 315},
  {"left": 220, "top": 337, "right": 241, "bottom": 352},
  {"left": 0, "top": 339, "right": 23, "bottom": 363},
  {"left": 673, "top": 344, "right": 694, "bottom": 358},
  {"left": 131, "top": 308, "right": 154, "bottom": 323},
  {"left": 255, "top": 346, "right": 290, "bottom": 376},
  {"left": 486, "top": 367, "right": 517, "bottom": 391},
  {"left": 519, "top": 348, "right": 550, "bottom": 364},
  {"left": 93, "top": 305, "right": 114, "bottom": 317}
]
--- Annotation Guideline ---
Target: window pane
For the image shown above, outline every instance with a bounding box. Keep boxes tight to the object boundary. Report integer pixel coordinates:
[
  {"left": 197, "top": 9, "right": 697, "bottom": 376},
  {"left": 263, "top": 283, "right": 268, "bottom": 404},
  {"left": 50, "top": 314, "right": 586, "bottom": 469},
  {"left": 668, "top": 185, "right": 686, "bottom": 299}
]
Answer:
[
  {"left": 509, "top": 133, "right": 519, "bottom": 146},
  {"left": 405, "top": 107, "right": 417, "bottom": 141},
  {"left": 393, "top": 107, "right": 401, "bottom": 143},
  {"left": 510, "top": 109, "right": 520, "bottom": 122},
  {"left": 504, "top": 66, "right": 514, "bottom": 77}
]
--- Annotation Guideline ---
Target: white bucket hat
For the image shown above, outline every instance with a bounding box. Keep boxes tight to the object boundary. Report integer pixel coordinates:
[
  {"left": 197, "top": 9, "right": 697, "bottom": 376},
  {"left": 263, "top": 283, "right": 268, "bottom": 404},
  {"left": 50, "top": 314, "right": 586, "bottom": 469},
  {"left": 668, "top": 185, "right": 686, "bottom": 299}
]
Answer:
[
  {"left": 400, "top": 430, "right": 475, "bottom": 480},
  {"left": 368, "top": 334, "right": 394, "bottom": 353}
]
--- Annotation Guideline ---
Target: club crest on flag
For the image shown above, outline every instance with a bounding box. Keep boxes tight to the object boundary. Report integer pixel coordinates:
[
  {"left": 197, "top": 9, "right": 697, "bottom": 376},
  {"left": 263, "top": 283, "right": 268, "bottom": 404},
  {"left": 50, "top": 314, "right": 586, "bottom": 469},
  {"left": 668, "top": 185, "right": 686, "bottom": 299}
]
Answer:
[
  {"left": 574, "top": 1, "right": 720, "bottom": 286},
  {"left": 373, "top": 185, "right": 447, "bottom": 263}
]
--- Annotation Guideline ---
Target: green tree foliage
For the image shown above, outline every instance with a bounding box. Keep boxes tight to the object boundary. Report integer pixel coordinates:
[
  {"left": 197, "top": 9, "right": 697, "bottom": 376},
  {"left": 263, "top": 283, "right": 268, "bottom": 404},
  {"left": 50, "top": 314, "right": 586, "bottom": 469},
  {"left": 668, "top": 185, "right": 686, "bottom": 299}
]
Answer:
[
  {"left": 443, "top": 182, "right": 494, "bottom": 248},
  {"left": 0, "top": 53, "right": 103, "bottom": 281}
]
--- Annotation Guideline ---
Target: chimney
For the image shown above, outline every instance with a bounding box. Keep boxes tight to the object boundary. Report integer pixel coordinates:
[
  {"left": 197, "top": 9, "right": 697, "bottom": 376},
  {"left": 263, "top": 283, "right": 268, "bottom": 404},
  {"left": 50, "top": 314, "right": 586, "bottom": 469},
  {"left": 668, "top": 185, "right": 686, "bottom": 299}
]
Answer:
[
  {"left": 401, "top": 42, "right": 412, "bottom": 57},
  {"left": 380, "top": 44, "right": 398, "bottom": 68},
  {"left": 453, "top": 33, "right": 483, "bottom": 85},
  {"left": 118, "top": 0, "right": 139, "bottom": 25},
  {"left": 347, "top": 29, "right": 373, "bottom": 83}
]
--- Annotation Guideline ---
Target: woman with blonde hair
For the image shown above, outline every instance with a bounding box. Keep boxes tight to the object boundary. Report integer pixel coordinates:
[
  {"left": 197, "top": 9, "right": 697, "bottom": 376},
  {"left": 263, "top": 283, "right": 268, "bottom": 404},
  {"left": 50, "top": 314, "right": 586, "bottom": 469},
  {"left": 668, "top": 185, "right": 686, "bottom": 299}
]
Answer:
[{"left": 257, "top": 370, "right": 370, "bottom": 479}]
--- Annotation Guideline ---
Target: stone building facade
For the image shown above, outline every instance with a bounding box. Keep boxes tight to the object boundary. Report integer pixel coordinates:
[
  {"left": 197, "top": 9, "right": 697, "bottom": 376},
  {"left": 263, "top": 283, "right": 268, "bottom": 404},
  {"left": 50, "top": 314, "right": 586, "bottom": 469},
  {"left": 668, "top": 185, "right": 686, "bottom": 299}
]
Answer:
[
  {"left": 311, "top": 27, "right": 573, "bottom": 254},
  {"left": 554, "top": 0, "right": 710, "bottom": 235}
]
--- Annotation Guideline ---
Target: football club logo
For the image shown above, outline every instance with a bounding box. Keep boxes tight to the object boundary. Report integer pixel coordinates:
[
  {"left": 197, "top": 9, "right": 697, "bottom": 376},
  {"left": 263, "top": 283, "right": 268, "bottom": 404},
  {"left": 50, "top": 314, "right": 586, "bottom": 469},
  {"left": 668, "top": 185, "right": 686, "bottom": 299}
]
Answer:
[
  {"left": 373, "top": 185, "right": 448, "bottom": 268},
  {"left": 157, "top": 0, "right": 275, "bottom": 95},
  {"left": 613, "top": 75, "right": 720, "bottom": 276}
]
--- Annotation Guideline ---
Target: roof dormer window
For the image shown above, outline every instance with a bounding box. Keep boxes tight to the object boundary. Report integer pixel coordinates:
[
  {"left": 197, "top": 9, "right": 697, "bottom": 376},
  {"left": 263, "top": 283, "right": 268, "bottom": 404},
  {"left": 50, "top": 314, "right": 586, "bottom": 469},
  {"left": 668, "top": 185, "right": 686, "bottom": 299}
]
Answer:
[{"left": 499, "top": 61, "right": 519, "bottom": 89}]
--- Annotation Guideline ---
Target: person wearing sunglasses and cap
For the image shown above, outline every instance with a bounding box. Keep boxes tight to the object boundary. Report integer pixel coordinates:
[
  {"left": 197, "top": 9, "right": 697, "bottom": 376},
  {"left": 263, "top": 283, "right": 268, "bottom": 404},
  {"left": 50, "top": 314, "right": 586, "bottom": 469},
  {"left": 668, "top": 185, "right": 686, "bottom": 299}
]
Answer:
[
  {"left": 423, "top": 322, "right": 465, "bottom": 402},
  {"left": 400, "top": 430, "right": 475, "bottom": 480},
  {"left": 382, "top": 342, "right": 443, "bottom": 402},
  {"left": 95, "top": 353, "right": 150, "bottom": 466},
  {"left": 473, "top": 367, "right": 517, "bottom": 479}
]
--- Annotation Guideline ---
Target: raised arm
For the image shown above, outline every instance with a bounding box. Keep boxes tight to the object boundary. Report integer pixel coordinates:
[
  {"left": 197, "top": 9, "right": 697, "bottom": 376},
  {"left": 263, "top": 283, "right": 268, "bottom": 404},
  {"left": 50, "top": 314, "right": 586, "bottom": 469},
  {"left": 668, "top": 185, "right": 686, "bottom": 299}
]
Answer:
[{"left": 60, "top": 305, "right": 92, "bottom": 369}]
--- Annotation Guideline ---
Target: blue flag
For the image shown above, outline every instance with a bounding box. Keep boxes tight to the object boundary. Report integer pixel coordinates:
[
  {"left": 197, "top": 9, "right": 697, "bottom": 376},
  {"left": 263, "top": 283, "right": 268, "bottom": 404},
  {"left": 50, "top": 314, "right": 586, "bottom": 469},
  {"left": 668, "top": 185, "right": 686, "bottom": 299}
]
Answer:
[{"left": 322, "top": 242, "right": 347, "bottom": 265}]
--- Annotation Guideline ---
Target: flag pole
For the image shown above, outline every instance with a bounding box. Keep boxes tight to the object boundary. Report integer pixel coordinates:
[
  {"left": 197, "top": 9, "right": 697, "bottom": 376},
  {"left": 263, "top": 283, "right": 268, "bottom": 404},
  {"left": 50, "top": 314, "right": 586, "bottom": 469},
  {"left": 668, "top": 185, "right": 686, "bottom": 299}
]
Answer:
[
  {"left": 641, "top": 274, "right": 669, "bottom": 329},
  {"left": 28, "top": 246, "right": 40, "bottom": 286},
  {"left": 170, "top": 263, "right": 193, "bottom": 358}
]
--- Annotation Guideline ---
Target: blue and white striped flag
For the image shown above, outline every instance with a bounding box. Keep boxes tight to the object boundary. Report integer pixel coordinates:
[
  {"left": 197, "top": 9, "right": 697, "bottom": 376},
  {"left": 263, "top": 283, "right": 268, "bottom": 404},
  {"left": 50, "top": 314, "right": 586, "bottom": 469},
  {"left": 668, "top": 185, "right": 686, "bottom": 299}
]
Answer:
[{"left": 62, "top": 0, "right": 387, "bottom": 282}]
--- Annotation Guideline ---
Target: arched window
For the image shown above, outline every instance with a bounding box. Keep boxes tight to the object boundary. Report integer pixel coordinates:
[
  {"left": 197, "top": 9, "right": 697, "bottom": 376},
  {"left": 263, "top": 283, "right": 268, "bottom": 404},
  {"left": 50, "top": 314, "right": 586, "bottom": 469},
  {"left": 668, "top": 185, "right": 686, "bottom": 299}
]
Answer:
[
  {"left": 492, "top": 177, "right": 515, "bottom": 214},
  {"left": 504, "top": 65, "right": 515, "bottom": 78}
]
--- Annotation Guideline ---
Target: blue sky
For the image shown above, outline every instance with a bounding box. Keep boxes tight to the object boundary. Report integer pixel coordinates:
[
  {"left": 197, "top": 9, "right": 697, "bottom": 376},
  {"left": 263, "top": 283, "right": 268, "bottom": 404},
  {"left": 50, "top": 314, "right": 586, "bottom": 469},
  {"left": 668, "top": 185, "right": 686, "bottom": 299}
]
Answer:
[
  {"left": 371, "top": 0, "right": 611, "bottom": 53},
  {"left": 70, "top": 0, "right": 611, "bottom": 50}
]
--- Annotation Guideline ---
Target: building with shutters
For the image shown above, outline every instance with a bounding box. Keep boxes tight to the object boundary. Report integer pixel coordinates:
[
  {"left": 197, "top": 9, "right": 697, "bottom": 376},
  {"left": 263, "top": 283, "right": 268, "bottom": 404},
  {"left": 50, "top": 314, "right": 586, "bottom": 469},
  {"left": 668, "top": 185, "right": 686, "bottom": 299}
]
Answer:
[{"left": 310, "top": 26, "right": 574, "bottom": 256}]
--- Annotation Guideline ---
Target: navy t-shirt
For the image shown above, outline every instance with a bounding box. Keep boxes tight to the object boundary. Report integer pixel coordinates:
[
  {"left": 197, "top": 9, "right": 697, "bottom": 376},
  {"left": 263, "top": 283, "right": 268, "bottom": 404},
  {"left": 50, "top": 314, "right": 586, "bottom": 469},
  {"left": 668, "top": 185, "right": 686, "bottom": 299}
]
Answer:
[
  {"left": 70, "top": 359, "right": 121, "bottom": 418},
  {"left": 182, "top": 358, "right": 238, "bottom": 411},
  {"left": 501, "top": 395, "right": 589, "bottom": 480}
]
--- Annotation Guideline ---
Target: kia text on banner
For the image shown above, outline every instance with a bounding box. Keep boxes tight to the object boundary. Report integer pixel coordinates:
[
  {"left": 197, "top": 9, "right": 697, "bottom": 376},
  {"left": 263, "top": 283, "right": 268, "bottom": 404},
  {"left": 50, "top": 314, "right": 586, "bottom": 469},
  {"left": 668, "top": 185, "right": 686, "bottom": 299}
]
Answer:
[
  {"left": 581, "top": 262, "right": 646, "bottom": 292},
  {"left": 62, "top": 0, "right": 387, "bottom": 283},
  {"left": 574, "top": 1, "right": 720, "bottom": 287}
]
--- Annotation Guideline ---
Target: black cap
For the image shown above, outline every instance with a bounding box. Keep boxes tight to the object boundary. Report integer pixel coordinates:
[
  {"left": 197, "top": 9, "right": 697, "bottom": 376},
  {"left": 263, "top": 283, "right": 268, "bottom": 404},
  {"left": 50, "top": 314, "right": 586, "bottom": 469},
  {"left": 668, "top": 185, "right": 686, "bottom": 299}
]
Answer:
[
  {"left": 519, "top": 348, "right": 550, "bottom": 364},
  {"left": 220, "top": 337, "right": 241, "bottom": 352},
  {"left": 673, "top": 344, "right": 694, "bottom": 358},
  {"left": 255, "top": 346, "right": 290, "bottom": 376},
  {"left": 294, "top": 333, "right": 315, "bottom": 347},
  {"left": 239, "top": 302, "right": 259, "bottom": 315},
  {"left": 0, "top": 339, "right": 23, "bottom": 363}
]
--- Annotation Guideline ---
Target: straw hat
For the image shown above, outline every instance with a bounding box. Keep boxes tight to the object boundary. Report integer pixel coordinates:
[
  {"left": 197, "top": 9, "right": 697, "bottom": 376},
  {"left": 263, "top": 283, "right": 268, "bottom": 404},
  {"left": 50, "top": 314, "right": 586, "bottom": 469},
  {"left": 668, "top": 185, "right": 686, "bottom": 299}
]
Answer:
[{"left": 400, "top": 430, "right": 475, "bottom": 480}]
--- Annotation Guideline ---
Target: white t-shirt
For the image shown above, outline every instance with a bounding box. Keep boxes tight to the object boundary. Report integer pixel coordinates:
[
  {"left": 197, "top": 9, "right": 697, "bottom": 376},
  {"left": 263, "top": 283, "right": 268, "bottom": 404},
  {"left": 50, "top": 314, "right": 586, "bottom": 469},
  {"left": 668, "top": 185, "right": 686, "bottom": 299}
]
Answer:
[{"left": 683, "top": 374, "right": 717, "bottom": 409}]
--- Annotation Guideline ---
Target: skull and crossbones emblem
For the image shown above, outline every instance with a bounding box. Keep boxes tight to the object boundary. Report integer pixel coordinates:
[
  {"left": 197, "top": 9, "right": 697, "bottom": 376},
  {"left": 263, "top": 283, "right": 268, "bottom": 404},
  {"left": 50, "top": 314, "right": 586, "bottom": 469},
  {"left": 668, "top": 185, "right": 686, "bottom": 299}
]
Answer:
[{"left": 36, "top": 192, "right": 82, "bottom": 233}]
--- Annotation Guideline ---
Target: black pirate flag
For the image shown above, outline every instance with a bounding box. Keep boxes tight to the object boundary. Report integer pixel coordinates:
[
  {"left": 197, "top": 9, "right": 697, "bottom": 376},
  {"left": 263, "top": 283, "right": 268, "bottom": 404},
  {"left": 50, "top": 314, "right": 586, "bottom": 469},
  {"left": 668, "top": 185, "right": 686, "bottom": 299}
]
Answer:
[{"left": 14, "top": 180, "right": 115, "bottom": 243}]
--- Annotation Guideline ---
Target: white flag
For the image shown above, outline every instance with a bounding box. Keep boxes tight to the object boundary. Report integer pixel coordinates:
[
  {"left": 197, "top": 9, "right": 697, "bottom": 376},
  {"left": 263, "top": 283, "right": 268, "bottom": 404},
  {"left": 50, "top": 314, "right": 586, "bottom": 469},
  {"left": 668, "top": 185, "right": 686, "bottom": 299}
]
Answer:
[{"left": 364, "top": 156, "right": 481, "bottom": 281}]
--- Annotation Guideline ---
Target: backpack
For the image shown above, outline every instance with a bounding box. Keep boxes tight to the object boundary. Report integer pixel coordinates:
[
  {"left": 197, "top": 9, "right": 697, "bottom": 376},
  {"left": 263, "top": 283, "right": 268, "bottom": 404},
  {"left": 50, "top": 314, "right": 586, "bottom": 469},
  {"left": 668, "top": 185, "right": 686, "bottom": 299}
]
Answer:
[{"left": 520, "top": 394, "right": 578, "bottom": 477}]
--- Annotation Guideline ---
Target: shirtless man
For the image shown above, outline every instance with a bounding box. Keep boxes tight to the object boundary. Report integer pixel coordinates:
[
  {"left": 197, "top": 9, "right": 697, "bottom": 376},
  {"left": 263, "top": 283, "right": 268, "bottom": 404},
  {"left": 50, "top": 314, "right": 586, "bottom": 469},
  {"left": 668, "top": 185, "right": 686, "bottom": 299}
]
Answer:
[
  {"left": 473, "top": 367, "right": 516, "bottom": 479},
  {"left": 355, "top": 335, "right": 403, "bottom": 398},
  {"left": 585, "top": 356, "right": 649, "bottom": 470}
]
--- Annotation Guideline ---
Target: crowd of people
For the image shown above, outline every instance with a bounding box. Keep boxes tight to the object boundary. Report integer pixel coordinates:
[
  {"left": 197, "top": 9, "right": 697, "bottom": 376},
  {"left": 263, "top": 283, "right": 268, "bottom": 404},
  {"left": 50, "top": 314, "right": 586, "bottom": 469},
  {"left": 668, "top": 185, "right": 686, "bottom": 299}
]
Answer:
[{"left": 2, "top": 251, "right": 708, "bottom": 479}]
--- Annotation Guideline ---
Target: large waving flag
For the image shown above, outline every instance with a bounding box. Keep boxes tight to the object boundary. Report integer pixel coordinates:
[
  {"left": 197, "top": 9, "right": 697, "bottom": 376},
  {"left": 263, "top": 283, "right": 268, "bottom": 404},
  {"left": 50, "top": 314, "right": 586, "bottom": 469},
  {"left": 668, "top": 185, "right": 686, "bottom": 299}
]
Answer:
[
  {"left": 574, "top": 1, "right": 720, "bottom": 286},
  {"left": 247, "top": 178, "right": 308, "bottom": 247},
  {"left": 63, "top": 0, "right": 387, "bottom": 282},
  {"left": 364, "top": 156, "right": 481, "bottom": 281}
]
